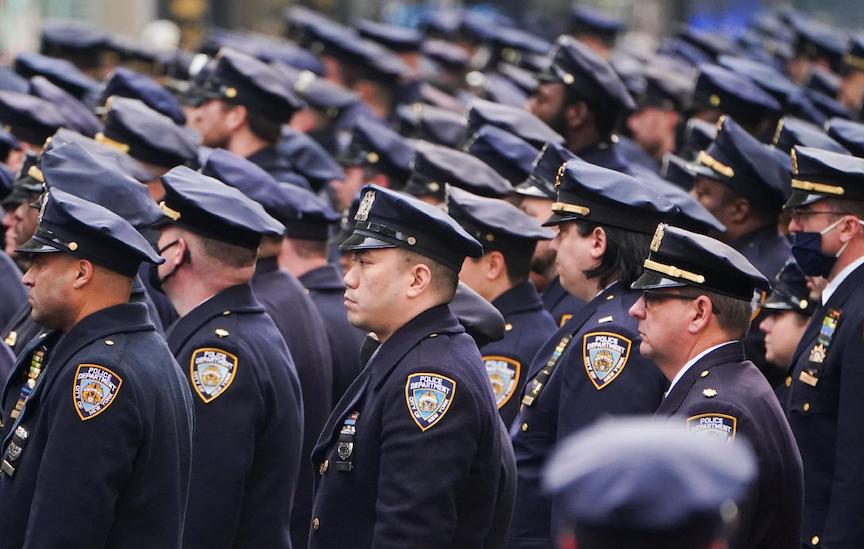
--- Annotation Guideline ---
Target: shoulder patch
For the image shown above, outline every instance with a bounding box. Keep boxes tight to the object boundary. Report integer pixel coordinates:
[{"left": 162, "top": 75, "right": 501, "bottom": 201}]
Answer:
[
  {"left": 582, "top": 331, "right": 632, "bottom": 390},
  {"left": 483, "top": 356, "right": 521, "bottom": 409},
  {"left": 405, "top": 373, "right": 456, "bottom": 431},
  {"left": 686, "top": 413, "right": 737, "bottom": 441},
  {"left": 190, "top": 347, "right": 238, "bottom": 403},
  {"left": 73, "top": 364, "right": 123, "bottom": 421}
]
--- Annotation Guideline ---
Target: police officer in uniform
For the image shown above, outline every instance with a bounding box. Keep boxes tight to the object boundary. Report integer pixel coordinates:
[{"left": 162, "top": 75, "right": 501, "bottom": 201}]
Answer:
[
  {"left": 309, "top": 184, "right": 516, "bottom": 548},
  {"left": 153, "top": 166, "right": 304, "bottom": 549},
  {"left": 783, "top": 146, "right": 864, "bottom": 548},
  {"left": 628, "top": 224, "right": 803, "bottom": 549},
  {"left": 448, "top": 186, "right": 557, "bottom": 427},
  {"left": 508, "top": 159, "right": 672, "bottom": 548},
  {"left": 200, "top": 148, "right": 335, "bottom": 549},
  {"left": 0, "top": 185, "right": 193, "bottom": 547}
]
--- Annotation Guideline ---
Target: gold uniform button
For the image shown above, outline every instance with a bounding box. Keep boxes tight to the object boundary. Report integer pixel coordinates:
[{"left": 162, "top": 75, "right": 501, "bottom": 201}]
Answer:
[
  {"left": 312, "top": 518, "right": 320, "bottom": 531},
  {"left": 803, "top": 402, "right": 811, "bottom": 412},
  {"left": 521, "top": 422, "right": 528, "bottom": 432},
  {"left": 700, "top": 370, "right": 709, "bottom": 378},
  {"left": 785, "top": 376, "right": 792, "bottom": 387},
  {"left": 319, "top": 460, "right": 328, "bottom": 475},
  {"left": 811, "top": 534, "right": 819, "bottom": 545},
  {"left": 104, "top": 340, "right": 114, "bottom": 346}
]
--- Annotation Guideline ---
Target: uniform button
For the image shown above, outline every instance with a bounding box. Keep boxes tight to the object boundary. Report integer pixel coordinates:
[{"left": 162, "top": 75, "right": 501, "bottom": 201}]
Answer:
[
  {"left": 312, "top": 518, "right": 320, "bottom": 531},
  {"left": 803, "top": 402, "right": 811, "bottom": 412},
  {"left": 785, "top": 376, "right": 792, "bottom": 387},
  {"left": 700, "top": 370, "right": 709, "bottom": 378},
  {"left": 319, "top": 460, "right": 329, "bottom": 475},
  {"left": 811, "top": 534, "right": 820, "bottom": 545},
  {"left": 521, "top": 422, "right": 528, "bottom": 432}
]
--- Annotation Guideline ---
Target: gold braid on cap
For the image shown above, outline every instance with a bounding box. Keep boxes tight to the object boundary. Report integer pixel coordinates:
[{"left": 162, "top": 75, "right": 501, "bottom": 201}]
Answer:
[
  {"left": 643, "top": 258, "right": 706, "bottom": 284},
  {"left": 158, "top": 201, "right": 181, "bottom": 221},
  {"left": 697, "top": 151, "right": 734, "bottom": 179}
]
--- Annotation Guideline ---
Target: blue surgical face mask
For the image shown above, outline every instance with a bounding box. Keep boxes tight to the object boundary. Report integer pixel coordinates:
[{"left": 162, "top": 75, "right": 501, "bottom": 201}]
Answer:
[{"left": 791, "top": 217, "right": 853, "bottom": 277}]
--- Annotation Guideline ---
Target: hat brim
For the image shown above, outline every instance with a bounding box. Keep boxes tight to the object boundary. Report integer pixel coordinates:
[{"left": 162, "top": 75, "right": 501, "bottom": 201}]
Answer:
[
  {"left": 630, "top": 270, "right": 689, "bottom": 291},
  {"left": 784, "top": 190, "right": 826, "bottom": 208},
  {"left": 513, "top": 180, "right": 555, "bottom": 200},
  {"left": 687, "top": 161, "right": 725, "bottom": 182},
  {"left": 339, "top": 232, "right": 399, "bottom": 252},
  {"left": 542, "top": 211, "right": 585, "bottom": 227},
  {"left": 15, "top": 235, "right": 63, "bottom": 255}
]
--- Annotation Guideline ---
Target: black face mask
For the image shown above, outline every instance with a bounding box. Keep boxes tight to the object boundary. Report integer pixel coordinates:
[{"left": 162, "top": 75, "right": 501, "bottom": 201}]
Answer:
[{"left": 148, "top": 240, "right": 187, "bottom": 295}]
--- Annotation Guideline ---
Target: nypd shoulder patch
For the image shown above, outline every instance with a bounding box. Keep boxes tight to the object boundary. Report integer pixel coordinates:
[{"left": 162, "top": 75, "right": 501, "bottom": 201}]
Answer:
[
  {"left": 686, "top": 413, "right": 737, "bottom": 441},
  {"left": 582, "top": 331, "right": 632, "bottom": 390},
  {"left": 483, "top": 356, "right": 521, "bottom": 409},
  {"left": 405, "top": 373, "right": 456, "bottom": 431},
  {"left": 190, "top": 347, "right": 238, "bottom": 403},
  {"left": 73, "top": 364, "right": 123, "bottom": 421}
]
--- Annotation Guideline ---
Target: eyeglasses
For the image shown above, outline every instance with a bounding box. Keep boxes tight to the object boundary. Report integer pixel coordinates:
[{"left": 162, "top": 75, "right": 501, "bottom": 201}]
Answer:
[
  {"left": 641, "top": 289, "right": 723, "bottom": 314},
  {"left": 788, "top": 209, "right": 848, "bottom": 225}
]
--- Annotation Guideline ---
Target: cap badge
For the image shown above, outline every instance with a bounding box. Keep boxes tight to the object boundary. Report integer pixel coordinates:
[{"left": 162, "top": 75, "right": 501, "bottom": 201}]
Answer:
[
  {"left": 355, "top": 190, "right": 376, "bottom": 222},
  {"left": 554, "top": 161, "right": 568, "bottom": 189},
  {"left": 650, "top": 224, "right": 665, "bottom": 252},
  {"left": 37, "top": 191, "right": 49, "bottom": 225}
]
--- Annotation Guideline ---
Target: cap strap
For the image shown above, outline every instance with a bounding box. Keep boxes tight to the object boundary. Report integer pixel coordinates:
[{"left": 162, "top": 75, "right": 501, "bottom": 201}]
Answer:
[
  {"left": 158, "top": 201, "right": 182, "bottom": 221},
  {"left": 697, "top": 151, "right": 734, "bottom": 179},
  {"left": 355, "top": 220, "right": 417, "bottom": 246},
  {"left": 94, "top": 133, "right": 130, "bottom": 154},
  {"left": 643, "top": 258, "right": 706, "bottom": 284},
  {"left": 791, "top": 179, "right": 845, "bottom": 196},
  {"left": 550, "top": 202, "right": 590, "bottom": 217}
]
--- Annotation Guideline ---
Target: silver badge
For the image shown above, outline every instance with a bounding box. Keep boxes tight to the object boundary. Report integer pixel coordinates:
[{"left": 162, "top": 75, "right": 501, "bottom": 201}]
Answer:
[
  {"left": 337, "top": 441, "right": 354, "bottom": 460},
  {"left": 355, "top": 190, "right": 376, "bottom": 222}
]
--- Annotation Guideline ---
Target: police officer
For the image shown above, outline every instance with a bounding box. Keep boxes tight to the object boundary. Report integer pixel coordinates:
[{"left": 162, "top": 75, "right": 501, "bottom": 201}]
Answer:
[
  {"left": 513, "top": 142, "right": 585, "bottom": 326},
  {"left": 200, "top": 148, "right": 335, "bottom": 549},
  {"left": 527, "top": 35, "right": 635, "bottom": 173},
  {"left": 628, "top": 223, "right": 803, "bottom": 549},
  {"left": 783, "top": 146, "right": 864, "bottom": 548},
  {"left": 508, "top": 159, "right": 672, "bottom": 548},
  {"left": 309, "top": 184, "right": 516, "bottom": 548},
  {"left": 0, "top": 185, "right": 193, "bottom": 547},
  {"left": 448, "top": 186, "right": 557, "bottom": 427},
  {"left": 544, "top": 417, "right": 757, "bottom": 549},
  {"left": 759, "top": 260, "right": 817, "bottom": 376},
  {"left": 153, "top": 166, "right": 304, "bottom": 549}
]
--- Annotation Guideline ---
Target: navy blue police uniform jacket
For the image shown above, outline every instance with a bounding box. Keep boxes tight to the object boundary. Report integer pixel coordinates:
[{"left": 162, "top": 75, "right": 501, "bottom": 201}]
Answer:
[
  {"left": 732, "top": 225, "right": 791, "bottom": 387},
  {"left": 251, "top": 256, "right": 333, "bottom": 549},
  {"left": 540, "top": 276, "right": 585, "bottom": 328},
  {"left": 508, "top": 283, "right": 667, "bottom": 548},
  {"left": 245, "top": 145, "right": 313, "bottom": 191},
  {"left": 0, "top": 302, "right": 194, "bottom": 548},
  {"left": 0, "top": 252, "right": 25, "bottom": 331},
  {"left": 166, "top": 283, "right": 304, "bottom": 549},
  {"left": 783, "top": 262, "right": 864, "bottom": 548},
  {"left": 480, "top": 280, "right": 557, "bottom": 428},
  {"left": 0, "top": 342, "right": 13, "bottom": 381},
  {"left": 657, "top": 341, "right": 803, "bottom": 549},
  {"left": 298, "top": 263, "right": 367, "bottom": 404},
  {"left": 309, "top": 304, "right": 517, "bottom": 549}
]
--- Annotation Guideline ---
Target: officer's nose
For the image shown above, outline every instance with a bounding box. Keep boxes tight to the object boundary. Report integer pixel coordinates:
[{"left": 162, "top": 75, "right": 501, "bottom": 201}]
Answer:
[
  {"left": 628, "top": 295, "right": 646, "bottom": 320},
  {"left": 759, "top": 314, "right": 774, "bottom": 335},
  {"left": 343, "top": 263, "right": 359, "bottom": 289},
  {"left": 21, "top": 265, "right": 35, "bottom": 288}
]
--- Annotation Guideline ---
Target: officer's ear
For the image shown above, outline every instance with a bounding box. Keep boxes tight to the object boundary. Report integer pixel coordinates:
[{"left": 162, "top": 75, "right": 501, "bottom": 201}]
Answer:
[
  {"left": 224, "top": 103, "right": 248, "bottom": 132},
  {"left": 725, "top": 196, "right": 752, "bottom": 225},
  {"left": 72, "top": 258, "right": 96, "bottom": 289},
  {"left": 589, "top": 226, "right": 607, "bottom": 260},
  {"left": 565, "top": 100, "right": 590, "bottom": 131},
  {"left": 688, "top": 295, "right": 713, "bottom": 334},
  {"left": 486, "top": 251, "right": 506, "bottom": 281},
  {"left": 405, "top": 262, "right": 433, "bottom": 298}
]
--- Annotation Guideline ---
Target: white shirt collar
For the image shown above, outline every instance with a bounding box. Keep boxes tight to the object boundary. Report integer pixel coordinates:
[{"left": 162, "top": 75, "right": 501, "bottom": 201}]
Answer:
[
  {"left": 823, "top": 255, "right": 864, "bottom": 305},
  {"left": 664, "top": 341, "right": 737, "bottom": 398}
]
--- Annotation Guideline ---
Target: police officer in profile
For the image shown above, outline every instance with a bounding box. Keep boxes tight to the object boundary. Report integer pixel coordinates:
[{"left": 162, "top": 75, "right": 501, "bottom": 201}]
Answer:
[
  {"left": 152, "top": 166, "right": 304, "bottom": 549},
  {"left": 0, "top": 186, "right": 193, "bottom": 547},
  {"left": 759, "top": 261, "right": 816, "bottom": 375},
  {"left": 508, "top": 159, "right": 672, "bottom": 548},
  {"left": 448, "top": 186, "right": 557, "bottom": 427},
  {"left": 309, "top": 184, "right": 516, "bottom": 548},
  {"left": 628, "top": 224, "right": 803, "bottom": 549},
  {"left": 783, "top": 146, "right": 864, "bottom": 548},
  {"left": 544, "top": 417, "right": 757, "bottom": 549}
]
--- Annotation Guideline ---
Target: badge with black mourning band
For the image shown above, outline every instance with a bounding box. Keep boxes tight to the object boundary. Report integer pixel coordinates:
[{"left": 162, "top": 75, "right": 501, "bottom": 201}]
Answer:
[
  {"left": 801, "top": 308, "right": 841, "bottom": 387},
  {"left": 335, "top": 411, "right": 360, "bottom": 472},
  {"left": 189, "top": 347, "right": 238, "bottom": 403},
  {"left": 1, "top": 426, "right": 30, "bottom": 477}
]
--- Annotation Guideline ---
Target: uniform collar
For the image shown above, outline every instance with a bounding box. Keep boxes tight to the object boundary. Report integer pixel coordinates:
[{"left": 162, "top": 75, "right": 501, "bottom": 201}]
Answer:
[
  {"left": 298, "top": 264, "right": 345, "bottom": 291},
  {"left": 823, "top": 255, "right": 864, "bottom": 304},
  {"left": 665, "top": 341, "right": 737, "bottom": 397},
  {"left": 254, "top": 256, "right": 280, "bottom": 275},
  {"left": 165, "top": 283, "right": 262, "bottom": 352},
  {"left": 658, "top": 341, "right": 745, "bottom": 414},
  {"left": 492, "top": 280, "right": 544, "bottom": 317},
  {"left": 369, "top": 304, "right": 463, "bottom": 391}
]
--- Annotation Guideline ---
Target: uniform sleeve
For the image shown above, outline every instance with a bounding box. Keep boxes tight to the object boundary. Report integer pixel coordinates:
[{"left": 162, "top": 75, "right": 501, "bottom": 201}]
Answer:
[
  {"left": 24, "top": 362, "right": 142, "bottom": 549},
  {"left": 371, "top": 368, "right": 483, "bottom": 548},
  {"left": 823, "top": 319, "right": 864, "bottom": 547}
]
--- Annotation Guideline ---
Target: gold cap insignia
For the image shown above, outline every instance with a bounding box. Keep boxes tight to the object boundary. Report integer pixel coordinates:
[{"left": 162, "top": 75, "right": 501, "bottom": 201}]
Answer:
[
  {"left": 554, "top": 161, "right": 568, "bottom": 189},
  {"left": 159, "top": 201, "right": 181, "bottom": 221},
  {"left": 650, "top": 224, "right": 665, "bottom": 252},
  {"left": 355, "top": 190, "right": 375, "bottom": 222}
]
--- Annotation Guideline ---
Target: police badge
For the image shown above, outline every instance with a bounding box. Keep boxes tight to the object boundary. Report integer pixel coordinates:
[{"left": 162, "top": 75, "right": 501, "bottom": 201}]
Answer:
[
  {"left": 189, "top": 347, "right": 238, "bottom": 403},
  {"left": 405, "top": 373, "right": 456, "bottom": 431},
  {"left": 73, "top": 364, "right": 123, "bottom": 421},
  {"left": 483, "top": 356, "right": 521, "bottom": 409},
  {"left": 582, "top": 332, "right": 632, "bottom": 390},
  {"left": 686, "top": 413, "right": 737, "bottom": 441},
  {"left": 355, "top": 190, "right": 376, "bottom": 222}
]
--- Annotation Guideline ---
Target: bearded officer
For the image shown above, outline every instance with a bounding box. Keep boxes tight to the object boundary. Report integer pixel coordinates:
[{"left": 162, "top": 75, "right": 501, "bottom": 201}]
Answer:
[
  {"left": 628, "top": 224, "right": 803, "bottom": 549},
  {"left": 508, "top": 158, "right": 672, "bottom": 548},
  {"left": 0, "top": 187, "right": 193, "bottom": 548},
  {"left": 153, "top": 166, "right": 304, "bottom": 549},
  {"left": 309, "top": 184, "right": 516, "bottom": 549}
]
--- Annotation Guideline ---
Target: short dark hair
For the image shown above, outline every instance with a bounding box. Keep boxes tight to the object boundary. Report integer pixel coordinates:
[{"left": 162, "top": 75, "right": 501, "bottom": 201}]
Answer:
[
  {"left": 490, "top": 243, "right": 535, "bottom": 286},
  {"left": 400, "top": 249, "right": 458, "bottom": 301},
  {"left": 289, "top": 237, "right": 329, "bottom": 259},
  {"left": 826, "top": 198, "right": 864, "bottom": 220},
  {"left": 220, "top": 101, "right": 282, "bottom": 144},
  {"left": 563, "top": 86, "right": 617, "bottom": 139},
  {"left": 574, "top": 220, "right": 651, "bottom": 289},
  {"left": 704, "top": 290, "right": 753, "bottom": 339},
  {"left": 197, "top": 235, "right": 257, "bottom": 268}
]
